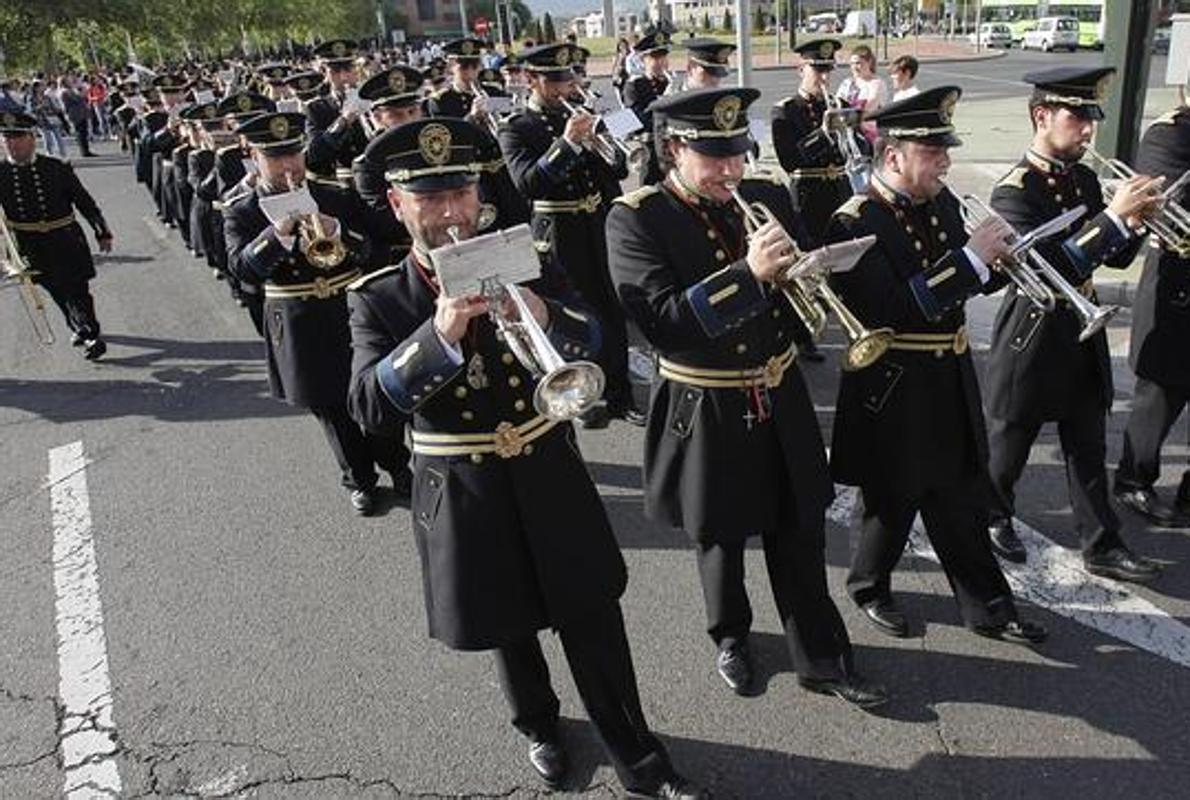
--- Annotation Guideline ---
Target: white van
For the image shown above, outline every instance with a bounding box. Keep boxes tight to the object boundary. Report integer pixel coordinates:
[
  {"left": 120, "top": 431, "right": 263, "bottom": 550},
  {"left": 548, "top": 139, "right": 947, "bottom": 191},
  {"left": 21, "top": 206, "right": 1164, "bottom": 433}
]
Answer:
[{"left": 1022, "top": 17, "right": 1080, "bottom": 52}]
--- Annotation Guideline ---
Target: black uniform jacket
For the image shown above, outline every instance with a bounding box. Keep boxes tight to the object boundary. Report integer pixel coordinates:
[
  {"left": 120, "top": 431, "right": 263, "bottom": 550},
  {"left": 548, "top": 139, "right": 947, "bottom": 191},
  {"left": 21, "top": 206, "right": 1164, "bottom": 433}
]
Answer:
[
  {"left": 0, "top": 154, "right": 109, "bottom": 287},
  {"left": 985, "top": 149, "right": 1142, "bottom": 422},
  {"left": 1130, "top": 108, "right": 1190, "bottom": 387},
  {"left": 223, "top": 188, "right": 368, "bottom": 407},
  {"left": 606, "top": 177, "right": 833, "bottom": 542},
  {"left": 424, "top": 85, "right": 474, "bottom": 119},
  {"left": 346, "top": 253, "right": 626, "bottom": 651},
  {"left": 771, "top": 90, "right": 866, "bottom": 246},
  {"left": 622, "top": 74, "right": 668, "bottom": 185},
  {"left": 826, "top": 181, "right": 990, "bottom": 498}
]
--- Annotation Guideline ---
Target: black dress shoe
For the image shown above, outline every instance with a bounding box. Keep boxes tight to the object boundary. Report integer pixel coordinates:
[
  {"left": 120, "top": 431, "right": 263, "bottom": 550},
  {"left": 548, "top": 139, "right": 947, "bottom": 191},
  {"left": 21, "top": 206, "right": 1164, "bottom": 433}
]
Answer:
[
  {"left": 989, "top": 518, "right": 1027, "bottom": 563},
  {"left": 626, "top": 774, "right": 706, "bottom": 799},
  {"left": 82, "top": 338, "right": 106, "bottom": 360},
  {"left": 70, "top": 332, "right": 85, "bottom": 347},
  {"left": 1115, "top": 486, "right": 1190, "bottom": 528},
  {"left": 971, "top": 618, "right": 1048, "bottom": 645},
  {"left": 860, "top": 599, "right": 908, "bottom": 638},
  {"left": 576, "top": 404, "right": 611, "bottom": 430},
  {"left": 612, "top": 405, "right": 648, "bottom": 427},
  {"left": 350, "top": 488, "right": 377, "bottom": 516},
  {"left": 1085, "top": 547, "right": 1161, "bottom": 584},
  {"left": 527, "top": 739, "right": 567, "bottom": 786},
  {"left": 798, "top": 673, "right": 888, "bottom": 709},
  {"left": 799, "top": 340, "right": 826, "bottom": 362},
  {"left": 715, "top": 641, "right": 753, "bottom": 695}
]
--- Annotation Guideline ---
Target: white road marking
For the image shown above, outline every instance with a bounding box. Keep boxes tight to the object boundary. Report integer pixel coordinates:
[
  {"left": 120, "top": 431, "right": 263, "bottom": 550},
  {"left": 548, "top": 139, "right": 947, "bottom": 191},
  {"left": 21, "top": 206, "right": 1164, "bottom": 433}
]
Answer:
[
  {"left": 828, "top": 485, "right": 1190, "bottom": 668},
  {"left": 926, "top": 68, "right": 1028, "bottom": 88},
  {"left": 49, "top": 441, "right": 122, "bottom": 798}
]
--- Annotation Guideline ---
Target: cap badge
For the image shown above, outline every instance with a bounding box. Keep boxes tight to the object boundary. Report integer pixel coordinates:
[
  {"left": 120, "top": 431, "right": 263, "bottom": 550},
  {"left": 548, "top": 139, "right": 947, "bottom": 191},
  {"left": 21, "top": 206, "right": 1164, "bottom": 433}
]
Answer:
[
  {"left": 1095, "top": 74, "right": 1112, "bottom": 101},
  {"left": 939, "top": 91, "right": 958, "bottom": 124},
  {"left": 716, "top": 47, "right": 732, "bottom": 63},
  {"left": 419, "top": 123, "right": 452, "bottom": 166},
  {"left": 332, "top": 41, "right": 347, "bottom": 57},
  {"left": 299, "top": 77, "right": 312, "bottom": 90},
  {"left": 555, "top": 47, "right": 571, "bottom": 67},
  {"left": 203, "top": 105, "right": 216, "bottom": 119},
  {"left": 389, "top": 71, "right": 406, "bottom": 92},
  {"left": 712, "top": 95, "right": 741, "bottom": 131},
  {"left": 2, "top": 112, "right": 15, "bottom": 127},
  {"left": 461, "top": 41, "right": 475, "bottom": 55},
  {"left": 658, "top": 32, "right": 670, "bottom": 46},
  {"left": 269, "top": 115, "right": 290, "bottom": 141},
  {"left": 237, "top": 95, "right": 252, "bottom": 112},
  {"left": 820, "top": 41, "right": 835, "bottom": 58}
]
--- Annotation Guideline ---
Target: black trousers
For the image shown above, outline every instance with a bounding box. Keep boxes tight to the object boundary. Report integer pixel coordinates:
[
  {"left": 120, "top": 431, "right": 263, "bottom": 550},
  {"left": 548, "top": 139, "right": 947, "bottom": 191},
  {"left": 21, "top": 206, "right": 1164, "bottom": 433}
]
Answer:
[
  {"left": 1118, "top": 377, "right": 1190, "bottom": 490},
  {"left": 988, "top": 404, "right": 1122, "bottom": 557},
  {"left": 307, "top": 404, "right": 408, "bottom": 491},
  {"left": 696, "top": 522, "right": 853, "bottom": 681},
  {"left": 41, "top": 279, "right": 100, "bottom": 339},
  {"left": 492, "top": 603, "right": 674, "bottom": 793},
  {"left": 847, "top": 478, "right": 1017, "bottom": 629}
]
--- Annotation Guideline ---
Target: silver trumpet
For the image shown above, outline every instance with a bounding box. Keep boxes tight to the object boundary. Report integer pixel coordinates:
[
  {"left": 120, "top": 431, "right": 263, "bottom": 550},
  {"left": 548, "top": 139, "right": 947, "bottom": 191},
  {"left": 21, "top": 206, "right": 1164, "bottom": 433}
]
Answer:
[
  {"left": 446, "top": 226, "right": 606, "bottom": 421},
  {"left": 468, "top": 80, "right": 502, "bottom": 139},
  {"left": 959, "top": 194, "right": 1117, "bottom": 341},
  {"left": 726, "top": 184, "right": 893, "bottom": 370},
  {"left": 0, "top": 210, "right": 54, "bottom": 345},
  {"left": 823, "top": 92, "right": 872, "bottom": 195},
  {"left": 559, "top": 97, "right": 649, "bottom": 175},
  {"left": 1084, "top": 147, "right": 1190, "bottom": 257}
]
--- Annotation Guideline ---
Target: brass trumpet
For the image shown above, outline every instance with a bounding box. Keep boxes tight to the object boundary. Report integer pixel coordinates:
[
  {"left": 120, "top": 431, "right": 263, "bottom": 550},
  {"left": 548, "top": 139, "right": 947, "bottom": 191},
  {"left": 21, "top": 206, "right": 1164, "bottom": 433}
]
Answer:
[
  {"left": 446, "top": 225, "right": 606, "bottom": 420},
  {"left": 823, "top": 92, "right": 872, "bottom": 194},
  {"left": 1084, "top": 147, "right": 1190, "bottom": 257},
  {"left": 559, "top": 98, "right": 650, "bottom": 176},
  {"left": 958, "top": 194, "right": 1117, "bottom": 341},
  {"left": 726, "top": 184, "right": 893, "bottom": 370},
  {"left": 286, "top": 175, "right": 347, "bottom": 269},
  {"left": 468, "top": 80, "right": 503, "bottom": 139}
]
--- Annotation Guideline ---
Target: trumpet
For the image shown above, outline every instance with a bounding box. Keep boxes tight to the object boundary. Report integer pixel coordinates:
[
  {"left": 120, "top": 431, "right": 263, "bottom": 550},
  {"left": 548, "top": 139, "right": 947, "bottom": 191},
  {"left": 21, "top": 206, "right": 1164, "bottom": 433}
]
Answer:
[
  {"left": 467, "top": 80, "right": 502, "bottom": 139},
  {"left": 446, "top": 226, "right": 605, "bottom": 420},
  {"left": 0, "top": 210, "right": 54, "bottom": 345},
  {"left": 286, "top": 175, "right": 347, "bottom": 269},
  {"left": 958, "top": 194, "right": 1117, "bottom": 341},
  {"left": 559, "top": 98, "right": 650, "bottom": 176},
  {"left": 823, "top": 92, "right": 872, "bottom": 194},
  {"left": 725, "top": 184, "right": 893, "bottom": 370},
  {"left": 1083, "top": 147, "right": 1190, "bottom": 257}
]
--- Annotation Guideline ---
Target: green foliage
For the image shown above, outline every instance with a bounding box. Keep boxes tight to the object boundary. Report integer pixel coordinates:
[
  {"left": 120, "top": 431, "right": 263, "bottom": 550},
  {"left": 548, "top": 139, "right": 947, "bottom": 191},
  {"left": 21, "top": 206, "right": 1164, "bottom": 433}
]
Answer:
[
  {"left": 723, "top": 9, "right": 733, "bottom": 32},
  {"left": 702, "top": 12, "right": 711, "bottom": 32},
  {"left": 542, "top": 12, "right": 556, "bottom": 44}
]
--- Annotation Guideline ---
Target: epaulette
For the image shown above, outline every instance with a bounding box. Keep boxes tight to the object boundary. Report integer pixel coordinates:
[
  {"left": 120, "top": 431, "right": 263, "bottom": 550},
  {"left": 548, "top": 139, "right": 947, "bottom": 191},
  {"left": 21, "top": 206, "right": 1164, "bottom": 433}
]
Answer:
[
  {"left": 347, "top": 263, "right": 403, "bottom": 291},
  {"left": 997, "top": 166, "right": 1029, "bottom": 190},
  {"left": 220, "top": 189, "right": 253, "bottom": 209},
  {"left": 215, "top": 143, "right": 240, "bottom": 156},
  {"left": 1150, "top": 110, "right": 1180, "bottom": 127},
  {"left": 613, "top": 184, "right": 661, "bottom": 209},
  {"left": 429, "top": 87, "right": 450, "bottom": 99},
  {"left": 36, "top": 152, "right": 66, "bottom": 165},
  {"left": 833, "top": 194, "right": 868, "bottom": 220}
]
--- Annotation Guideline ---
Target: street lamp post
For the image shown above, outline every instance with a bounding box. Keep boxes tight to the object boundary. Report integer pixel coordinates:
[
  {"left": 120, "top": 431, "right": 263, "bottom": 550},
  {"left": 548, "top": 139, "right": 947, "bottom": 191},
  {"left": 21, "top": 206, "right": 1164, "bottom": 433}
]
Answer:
[{"left": 458, "top": 0, "right": 469, "bottom": 36}]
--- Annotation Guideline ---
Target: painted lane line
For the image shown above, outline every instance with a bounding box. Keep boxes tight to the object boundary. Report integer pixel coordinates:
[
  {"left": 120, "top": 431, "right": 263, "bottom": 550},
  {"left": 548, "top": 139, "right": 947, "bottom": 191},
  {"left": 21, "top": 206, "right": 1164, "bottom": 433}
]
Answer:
[
  {"left": 828, "top": 485, "right": 1190, "bottom": 669},
  {"left": 49, "top": 441, "right": 122, "bottom": 798}
]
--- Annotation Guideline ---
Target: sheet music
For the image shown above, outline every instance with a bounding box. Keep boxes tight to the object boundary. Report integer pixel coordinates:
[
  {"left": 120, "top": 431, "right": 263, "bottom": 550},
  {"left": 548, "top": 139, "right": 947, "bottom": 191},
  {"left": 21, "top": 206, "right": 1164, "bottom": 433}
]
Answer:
[
  {"left": 788, "top": 235, "right": 877, "bottom": 280},
  {"left": 430, "top": 224, "right": 541, "bottom": 298},
  {"left": 484, "top": 95, "right": 514, "bottom": 115},
  {"left": 603, "top": 108, "right": 643, "bottom": 140},
  {"left": 275, "top": 98, "right": 301, "bottom": 113},
  {"left": 193, "top": 89, "right": 216, "bottom": 105},
  {"left": 257, "top": 185, "right": 319, "bottom": 226}
]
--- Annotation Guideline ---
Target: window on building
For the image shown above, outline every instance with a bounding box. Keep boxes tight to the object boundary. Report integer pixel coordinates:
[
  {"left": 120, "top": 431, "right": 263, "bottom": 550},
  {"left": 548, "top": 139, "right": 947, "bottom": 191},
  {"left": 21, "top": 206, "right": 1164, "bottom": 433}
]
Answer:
[{"left": 418, "top": 0, "right": 436, "bottom": 21}]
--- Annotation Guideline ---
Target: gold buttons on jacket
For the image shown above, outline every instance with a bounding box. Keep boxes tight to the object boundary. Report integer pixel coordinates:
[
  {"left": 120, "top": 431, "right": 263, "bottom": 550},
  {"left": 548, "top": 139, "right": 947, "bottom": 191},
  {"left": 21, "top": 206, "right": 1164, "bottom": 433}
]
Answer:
[
  {"left": 501, "top": 353, "right": 515, "bottom": 365},
  {"left": 461, "top": 410, "right": 474, "bottom": 421},
  {"left": 514, "top": 399, "right": 527, "bottom": 411},
  {"left": 735, "top": 343, "right": 748, "bottom": 354},
  {"left": 455, "top": 386, "right": 468, "bottom": 399},
  {"left": 715, "top": 250, "right": 726, "bottom": 261},
  {"left": 508, "top": 375, "right": 522, "bottom": 388}
]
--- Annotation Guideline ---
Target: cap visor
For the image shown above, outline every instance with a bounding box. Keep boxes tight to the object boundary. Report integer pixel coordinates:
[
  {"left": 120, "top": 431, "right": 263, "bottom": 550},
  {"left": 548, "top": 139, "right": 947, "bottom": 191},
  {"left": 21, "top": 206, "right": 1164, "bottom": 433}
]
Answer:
[
  {"left": 398, "top": 173, "right": 480, "bottom": 192},
  {"left": 687, "top": 134, "right": 754, "bottom": 158}
]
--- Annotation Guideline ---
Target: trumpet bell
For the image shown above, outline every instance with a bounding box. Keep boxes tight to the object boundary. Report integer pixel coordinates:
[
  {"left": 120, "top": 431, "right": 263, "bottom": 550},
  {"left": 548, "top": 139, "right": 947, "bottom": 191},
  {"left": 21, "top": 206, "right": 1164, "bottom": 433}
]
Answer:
[
  {"left": 535, "top": 360, "right": 606, "bottom": 421},
  {"left": 844, "top": 327, "right": 895, "bottom": 371},
  {"left": 1077, "top": 302, "right": 1118, "bottom": 342}
]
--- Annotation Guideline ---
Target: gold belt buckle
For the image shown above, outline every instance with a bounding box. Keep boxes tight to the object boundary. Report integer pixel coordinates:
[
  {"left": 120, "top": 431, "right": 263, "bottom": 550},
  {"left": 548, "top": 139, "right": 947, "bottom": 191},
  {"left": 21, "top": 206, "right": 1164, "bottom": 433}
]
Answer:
[
  {"left": 312, "top": 277, "right": 332, "bottom": 300},
  {"left": 579, "top": 195, "right": 599, "bottom": 213},
  {"left": 953, "top": 328, "right": 969, "bottom": 355},
  {"left": 492, "top": 421, "right": 526, "bottom": 459},
  {"left": 762, "top": 355, "right": 784, "bottom": 388}
]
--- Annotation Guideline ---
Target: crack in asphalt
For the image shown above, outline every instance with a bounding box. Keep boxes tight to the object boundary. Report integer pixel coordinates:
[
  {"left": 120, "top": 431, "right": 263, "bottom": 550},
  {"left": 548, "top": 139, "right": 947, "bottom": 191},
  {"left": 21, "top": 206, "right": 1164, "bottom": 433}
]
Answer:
[
  {"left": 904, "top": 545, "right": 958, "bottom": 760},
  {"left": 0, "top": 683, "right": 66, "bottom": 775}
]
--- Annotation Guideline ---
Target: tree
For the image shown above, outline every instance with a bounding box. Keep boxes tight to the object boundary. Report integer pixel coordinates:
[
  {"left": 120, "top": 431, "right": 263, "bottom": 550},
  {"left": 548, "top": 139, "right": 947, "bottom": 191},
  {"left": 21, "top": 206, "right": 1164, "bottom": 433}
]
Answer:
[
  {"left": 542, "top": 12, "right": 556, "bottom": 43},
  {"left": 753, "top": 6, "right": 766, "bottom": 33},
  {"left": 702, "top": 11, "right": 711, "bottom": 32},
  {"left": 723, "top": 9, "right": 733, "bottom": 32}
]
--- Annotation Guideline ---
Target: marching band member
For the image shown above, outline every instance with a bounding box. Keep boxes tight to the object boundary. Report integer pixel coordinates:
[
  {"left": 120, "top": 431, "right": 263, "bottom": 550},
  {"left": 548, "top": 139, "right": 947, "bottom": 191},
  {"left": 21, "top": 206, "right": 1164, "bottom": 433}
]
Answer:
[
  {"left": 304, "top": 39, "right": 368, "bottom": 189},
  {"left": 223, "top": 111, "right": 405, "bottom": 513},
  {"left": 825, "top": 87, "right": 1046, "bottom": 645},
  {"left": 607, "top": 87, "right": 886, "bottom": 708},
  {"left": 679, "top": 38, "right": 734, "bottom": 91},
  {"left": 984, "top": 68, "right": 1161, "bottom": 583},
  {"left": 0, "top": 109, "right": 113, "bottom": 359},
  {"left": 346, "top": 117, "right": 703, "bottom": 799},
  {"left": 499, "top": 42, "right": 642, "bottom": 428},
  {"left": 1114, "top": 96, "right": 1190, "bottom": 527},
  {"left": 622, "top": 30, "right": 671, "bottom": 186}
]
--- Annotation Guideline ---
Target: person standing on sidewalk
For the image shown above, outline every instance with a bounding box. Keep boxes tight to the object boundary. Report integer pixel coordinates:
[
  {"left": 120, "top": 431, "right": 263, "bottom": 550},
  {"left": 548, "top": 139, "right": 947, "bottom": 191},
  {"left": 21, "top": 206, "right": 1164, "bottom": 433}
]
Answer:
[{"left": 59, "top": 77, "right": 94, "bottom": 157}]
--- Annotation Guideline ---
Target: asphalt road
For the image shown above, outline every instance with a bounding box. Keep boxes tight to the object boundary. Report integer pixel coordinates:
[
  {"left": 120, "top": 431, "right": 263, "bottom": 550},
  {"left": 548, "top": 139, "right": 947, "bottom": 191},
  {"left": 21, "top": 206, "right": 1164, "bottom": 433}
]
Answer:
[{"left": 2, "top": 129, "right": 1190, "bottom": 799}]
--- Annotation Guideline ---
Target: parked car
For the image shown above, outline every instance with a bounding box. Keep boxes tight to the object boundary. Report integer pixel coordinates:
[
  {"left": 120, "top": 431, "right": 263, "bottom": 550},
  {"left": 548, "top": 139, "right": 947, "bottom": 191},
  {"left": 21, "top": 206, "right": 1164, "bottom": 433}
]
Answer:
[
  {"left": 969, "top": 23, "right": 1013, "bottom": 48},
  {"left": 1021, "top": 16, "right": 1080, "bottom": 52},
  {"left": 805, "top": 13, "right": 841, "bottom": 33}
]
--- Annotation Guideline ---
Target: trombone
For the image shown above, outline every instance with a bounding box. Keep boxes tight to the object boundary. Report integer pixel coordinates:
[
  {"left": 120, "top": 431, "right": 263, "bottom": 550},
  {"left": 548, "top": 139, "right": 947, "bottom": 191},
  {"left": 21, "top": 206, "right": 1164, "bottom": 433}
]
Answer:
[
  {"left": 558, "top": 98, "right": 650, "bottom": 176},
  {"left": 726, "top": 184, "right": 893, "bottom": 370},
  {"left": 446, "top": 225, "right": 606, "bottom": 421},
  {"left": 1084, "top": 147, "right": 1190, "bottom": 257},
  {"left": 0, "top": 210, "right": 54, "bottom": 345},
  {"left": 958, "top": 194, "right": 1117, "bottom": 341}
]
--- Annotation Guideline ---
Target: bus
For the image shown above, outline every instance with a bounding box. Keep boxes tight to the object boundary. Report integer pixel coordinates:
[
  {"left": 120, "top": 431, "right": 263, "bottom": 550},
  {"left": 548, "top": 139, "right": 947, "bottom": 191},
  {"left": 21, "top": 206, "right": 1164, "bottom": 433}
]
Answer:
[
  {"left": 981, "top": 0, "right": 1103, "bottom": 49},
  {"left": 980, "top": 0, "right": 1040, "bottom": 44},
  {"left": 1042, "top": 1, "right": 1104, "bottom": 48}
]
